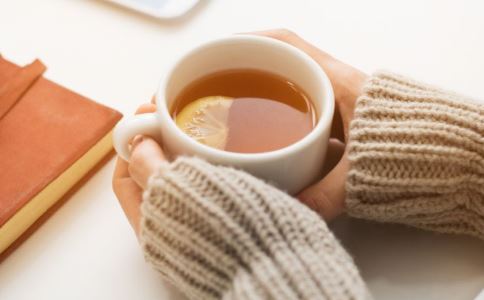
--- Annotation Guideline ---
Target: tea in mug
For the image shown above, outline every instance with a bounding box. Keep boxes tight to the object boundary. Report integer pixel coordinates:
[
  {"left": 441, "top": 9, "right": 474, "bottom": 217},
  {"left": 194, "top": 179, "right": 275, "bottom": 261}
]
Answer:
[{"left": 171, "top": 69, "right": 316, "bottom": 153}]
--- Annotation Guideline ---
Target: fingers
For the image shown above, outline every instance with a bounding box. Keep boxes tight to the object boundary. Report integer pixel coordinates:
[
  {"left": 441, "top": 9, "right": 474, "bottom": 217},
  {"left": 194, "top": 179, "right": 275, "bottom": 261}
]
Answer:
[
  {"left": 128, "top": 137, "right": 166, "bottom": 190},
  {"left": 112, "top": 139, "right": 161, "bottom": 237},
  {"left": 297, "top": 150, "right": 349, "bottom": 221},
  {"left": 330, "top": 105, "right": 346, "bottom": 143},
  {"left": 113, "top": 176, "right": 143, "bottom": 235},
  {"left": 334, "top": 69, "right": 367, "bottom": 139},
  {"left": 135, "top": 103, "right": 156, "bottom": 114},
  {"left": 248, "top": 29, "right": 334, "bottom": 65},
  {"left": 112, "top": 102, "right": 160, "bottom": 236},
  {"left": 321, "top": 138, "right": 346, "bottom": 177},
  {"left": 113, "top": 102, "right": 157, "bottom": 180},
  {"left": 113, "top": 155, "right": 130, "bottom": 179}
]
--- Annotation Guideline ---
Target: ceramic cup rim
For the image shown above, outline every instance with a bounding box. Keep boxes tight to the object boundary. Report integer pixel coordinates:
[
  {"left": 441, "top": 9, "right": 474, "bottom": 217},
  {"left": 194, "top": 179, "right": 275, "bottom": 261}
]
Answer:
[{"left": 155, "top": 35, "right": 334, "bottom": 163}]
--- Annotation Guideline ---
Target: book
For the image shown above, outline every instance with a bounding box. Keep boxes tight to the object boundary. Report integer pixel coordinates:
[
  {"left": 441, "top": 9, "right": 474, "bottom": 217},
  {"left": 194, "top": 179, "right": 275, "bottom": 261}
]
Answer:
[{"left": 0, "top": 56, "right": 122, "bottom": 255}]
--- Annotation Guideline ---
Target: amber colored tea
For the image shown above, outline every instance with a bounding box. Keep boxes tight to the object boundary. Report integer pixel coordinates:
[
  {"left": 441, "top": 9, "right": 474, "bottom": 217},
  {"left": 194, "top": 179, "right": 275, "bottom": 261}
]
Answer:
[{"left": 172, "top": 69, "right": 316, "bottom": 153}]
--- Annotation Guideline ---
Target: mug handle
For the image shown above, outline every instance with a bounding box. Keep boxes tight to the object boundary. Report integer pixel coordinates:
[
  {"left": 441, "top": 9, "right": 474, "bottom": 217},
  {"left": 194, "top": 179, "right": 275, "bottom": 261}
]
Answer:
[{"left": 113, "top": 113, "right": 161, "bottom": 161}]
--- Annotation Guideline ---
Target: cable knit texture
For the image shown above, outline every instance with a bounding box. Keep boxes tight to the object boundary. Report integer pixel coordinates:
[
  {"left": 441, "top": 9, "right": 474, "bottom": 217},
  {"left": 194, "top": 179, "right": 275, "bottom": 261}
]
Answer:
[
  {"left": 141, "top": 157, "right": 369, "bottom": 300},
  {"left": 346, "top": 71, "right": 484, "bottom": 239},
  {"left": 139, "top": 71, "right": 484, "bottom": 300}
]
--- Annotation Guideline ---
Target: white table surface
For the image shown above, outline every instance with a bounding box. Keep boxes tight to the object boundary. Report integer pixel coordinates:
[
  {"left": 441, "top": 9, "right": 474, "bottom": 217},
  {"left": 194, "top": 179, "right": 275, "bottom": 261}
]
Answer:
[{"left": 1, "top": 1, "right": 483, "bottom": 299}]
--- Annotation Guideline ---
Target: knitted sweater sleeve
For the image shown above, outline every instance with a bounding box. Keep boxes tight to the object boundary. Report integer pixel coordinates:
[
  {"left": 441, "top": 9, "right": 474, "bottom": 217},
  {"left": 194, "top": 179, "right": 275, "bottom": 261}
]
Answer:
[
  {"left": 140, "top": 157, "right": 369, "bottom": 300},
  {"left": 346, "top": 71, "right": 484, "bottom": 239}
]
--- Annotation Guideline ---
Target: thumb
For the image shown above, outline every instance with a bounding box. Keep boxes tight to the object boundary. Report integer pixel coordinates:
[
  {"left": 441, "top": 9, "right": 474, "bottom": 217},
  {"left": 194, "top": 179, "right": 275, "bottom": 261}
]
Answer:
[
  {"left": 297, "top": 150, "right": 349, "bottom": 221},
  {"left": 129, "top": 136, "right": 166, "bottom": 190}
]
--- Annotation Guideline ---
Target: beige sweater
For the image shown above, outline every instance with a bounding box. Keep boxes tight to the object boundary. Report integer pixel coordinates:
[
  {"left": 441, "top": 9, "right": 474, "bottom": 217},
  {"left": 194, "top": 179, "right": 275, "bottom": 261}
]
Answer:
[{"left": 140, "top": 72, "right": 484, "bottom": 299}]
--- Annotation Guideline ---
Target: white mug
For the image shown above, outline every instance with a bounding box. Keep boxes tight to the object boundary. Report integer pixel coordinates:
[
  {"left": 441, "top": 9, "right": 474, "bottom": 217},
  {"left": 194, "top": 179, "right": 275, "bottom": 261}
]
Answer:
[{"left": 113, "top": 35, "right": 334, "bottom": 194}]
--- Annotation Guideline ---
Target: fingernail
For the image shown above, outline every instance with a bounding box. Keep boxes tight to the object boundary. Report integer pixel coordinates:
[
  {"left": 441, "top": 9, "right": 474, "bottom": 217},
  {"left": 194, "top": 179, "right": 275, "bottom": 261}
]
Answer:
[{"left": 130, "top": 135, "right": 144, "bottom": 150}]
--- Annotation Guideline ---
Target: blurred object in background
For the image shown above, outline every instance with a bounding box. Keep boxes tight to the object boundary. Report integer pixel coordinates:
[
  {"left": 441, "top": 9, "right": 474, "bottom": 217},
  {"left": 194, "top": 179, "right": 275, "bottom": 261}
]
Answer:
[
  {"left": 476, "top": 289, "right": 484, "bottom": 300},
  {"left": 106, "top": 0, "right": 199, "bottom": 18}
]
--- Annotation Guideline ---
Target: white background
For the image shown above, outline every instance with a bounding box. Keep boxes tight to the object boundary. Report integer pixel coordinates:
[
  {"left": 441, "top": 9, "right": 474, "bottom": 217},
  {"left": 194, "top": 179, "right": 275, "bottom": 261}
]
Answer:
[{"left": 1, "top": 0, "right": 484, "bottom": 299}]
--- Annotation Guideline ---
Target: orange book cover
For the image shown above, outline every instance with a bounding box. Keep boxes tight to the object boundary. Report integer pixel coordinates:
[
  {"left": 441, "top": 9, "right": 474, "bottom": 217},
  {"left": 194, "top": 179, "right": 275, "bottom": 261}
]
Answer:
[{"left": 0, "top": 56, "right": 122, "bottom": 255}]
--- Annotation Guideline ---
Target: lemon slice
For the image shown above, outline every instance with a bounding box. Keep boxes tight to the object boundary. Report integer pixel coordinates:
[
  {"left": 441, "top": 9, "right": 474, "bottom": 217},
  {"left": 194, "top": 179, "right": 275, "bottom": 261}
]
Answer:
[{"left": 175, "top": 96, "right": 233, "bottom": 150}]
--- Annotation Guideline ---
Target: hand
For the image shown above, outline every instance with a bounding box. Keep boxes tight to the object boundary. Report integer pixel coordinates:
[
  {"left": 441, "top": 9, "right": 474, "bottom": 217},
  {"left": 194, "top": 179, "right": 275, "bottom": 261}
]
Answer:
[
  {"left": 112, "top": 103, "right": 166, "bottom": 235},
  {"left": 113, "top": 29, "right": 367, "bottom": 234},
  {"left": 250, "top": 29, "right": 368, "bottom": 220}
]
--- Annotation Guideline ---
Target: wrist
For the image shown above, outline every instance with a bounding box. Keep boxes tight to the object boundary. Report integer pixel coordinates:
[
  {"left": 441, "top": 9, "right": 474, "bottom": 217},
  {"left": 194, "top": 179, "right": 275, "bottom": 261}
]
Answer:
[{"left": 331, "top": 62, "right": 368, "bottom": 140}]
